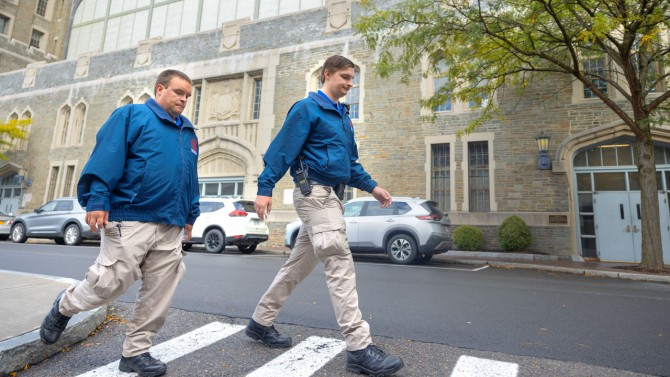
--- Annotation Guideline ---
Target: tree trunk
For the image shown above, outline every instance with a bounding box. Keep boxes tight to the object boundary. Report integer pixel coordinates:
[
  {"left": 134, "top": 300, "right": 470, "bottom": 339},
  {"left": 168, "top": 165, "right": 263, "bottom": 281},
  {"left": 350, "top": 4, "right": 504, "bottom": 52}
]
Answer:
[{"left": 637, "top": 138, "right": 665, "bottom": 271}]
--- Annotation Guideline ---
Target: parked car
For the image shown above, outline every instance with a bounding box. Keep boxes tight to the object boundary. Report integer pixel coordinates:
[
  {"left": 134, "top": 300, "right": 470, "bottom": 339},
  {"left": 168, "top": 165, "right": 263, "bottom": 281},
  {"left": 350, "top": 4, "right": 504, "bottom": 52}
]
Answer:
[
  {"left": 183, "top": 197, "right": 269, "bottom": 253},
  {"left": 10, "top": 197, "right": 99, "bottom": 246},
  {"left": 284, "top": 196, "right": 451, "bottom": 264},
  {"left": 0, "top": 210, "right": 16, "bottom": 240}
]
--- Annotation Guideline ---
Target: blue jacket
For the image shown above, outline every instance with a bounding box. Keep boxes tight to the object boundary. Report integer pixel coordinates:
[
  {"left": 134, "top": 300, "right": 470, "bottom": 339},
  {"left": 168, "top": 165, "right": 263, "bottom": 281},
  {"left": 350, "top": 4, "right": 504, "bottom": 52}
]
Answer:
[
  {"left": 78, "top": 98, "right": 200, "bottom": 226},
  {"left": 257, "top": 91, "right": 377, "bottom": 197}
]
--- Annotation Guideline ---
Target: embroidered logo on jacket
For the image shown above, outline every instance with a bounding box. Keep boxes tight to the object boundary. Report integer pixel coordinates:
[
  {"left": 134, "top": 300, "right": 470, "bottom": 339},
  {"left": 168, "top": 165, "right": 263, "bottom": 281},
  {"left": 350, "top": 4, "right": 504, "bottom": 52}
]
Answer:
[{"left": 191, "top": 139, "right": 198, "bottom": 155}]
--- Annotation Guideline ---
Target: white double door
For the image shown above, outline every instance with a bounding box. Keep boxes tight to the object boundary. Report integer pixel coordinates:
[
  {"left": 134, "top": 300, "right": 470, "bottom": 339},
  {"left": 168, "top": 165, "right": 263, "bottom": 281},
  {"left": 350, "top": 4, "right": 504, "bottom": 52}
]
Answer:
[{"left": 594, "top": 191, "right": 670, "bottom": 262}]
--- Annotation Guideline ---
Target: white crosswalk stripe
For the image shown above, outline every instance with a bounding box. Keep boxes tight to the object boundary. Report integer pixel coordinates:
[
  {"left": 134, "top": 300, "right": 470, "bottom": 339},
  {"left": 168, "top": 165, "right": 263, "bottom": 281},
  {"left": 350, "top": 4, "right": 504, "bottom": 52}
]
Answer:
[
  {"left": 246, "top": 336, "right": 346, "bottom": 377},
  {"left": 450, "top": 355, "right": 519, "bottom": 377},
  {"left": 74, "top": 322, "right": 245, "bottom": 377},
  {"left": 71, "top": 321, "right": 521, "bottom": 377}
]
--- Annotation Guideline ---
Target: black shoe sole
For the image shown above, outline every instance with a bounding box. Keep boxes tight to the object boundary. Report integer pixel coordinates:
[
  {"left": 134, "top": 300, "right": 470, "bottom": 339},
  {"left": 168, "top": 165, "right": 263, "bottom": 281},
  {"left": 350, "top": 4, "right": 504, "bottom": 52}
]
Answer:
[
  {"left": 245, "top": 327, "right": 292, "bottom": 348},
  {"left": 119, "top": 364, "right": 167, "bottom": 377},
  {"left": 345, "top": 361, "right": 405, "bottom": 377}
]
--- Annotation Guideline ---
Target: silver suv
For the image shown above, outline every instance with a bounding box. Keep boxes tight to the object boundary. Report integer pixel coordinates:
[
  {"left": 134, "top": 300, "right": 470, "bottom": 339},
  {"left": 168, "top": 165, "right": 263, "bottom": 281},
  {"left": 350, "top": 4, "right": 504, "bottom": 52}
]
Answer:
[
  {"left": 10, "top": 197, "right": 99, "bottom": 246},
  {"left": 284, "top": 197, "right": 451, "bottom": 264}
]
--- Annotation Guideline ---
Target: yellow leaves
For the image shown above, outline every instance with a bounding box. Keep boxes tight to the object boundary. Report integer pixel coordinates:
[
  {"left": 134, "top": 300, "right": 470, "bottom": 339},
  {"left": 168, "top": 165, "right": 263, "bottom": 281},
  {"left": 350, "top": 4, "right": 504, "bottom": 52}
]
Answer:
[{"left": 0, "top": 119, "right": 31, "bottom": 128}]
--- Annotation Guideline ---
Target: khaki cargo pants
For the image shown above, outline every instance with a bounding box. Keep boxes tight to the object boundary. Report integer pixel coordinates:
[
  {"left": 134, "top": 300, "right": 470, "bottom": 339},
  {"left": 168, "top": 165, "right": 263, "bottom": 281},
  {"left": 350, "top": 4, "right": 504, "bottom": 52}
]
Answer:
[
  {"left": 59, "top": 221, "right": 185, "bottom": 357},
  {"left": 252, "top": 185, "right": 372, "bottom": 351}
]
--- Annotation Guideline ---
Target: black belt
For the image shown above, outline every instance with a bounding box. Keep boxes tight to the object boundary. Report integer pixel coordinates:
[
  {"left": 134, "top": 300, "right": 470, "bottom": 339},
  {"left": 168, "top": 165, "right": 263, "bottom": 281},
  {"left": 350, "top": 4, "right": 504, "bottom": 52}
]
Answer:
[
  {"left": 295, "top": 179, "right": 325, "bottom": 188},
  {"left": 295, "top": 180, "right": 345, "bottom": 200}
]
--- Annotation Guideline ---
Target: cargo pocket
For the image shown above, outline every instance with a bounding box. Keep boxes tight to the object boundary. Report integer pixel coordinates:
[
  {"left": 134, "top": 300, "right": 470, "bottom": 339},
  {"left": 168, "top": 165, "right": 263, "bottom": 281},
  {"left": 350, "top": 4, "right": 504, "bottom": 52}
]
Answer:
[
  {"left": 86, "top": 252, "right": 120, "bottom": 300},
  {"left": 311, "top": 221, "right": 347, "bottom": 257}
]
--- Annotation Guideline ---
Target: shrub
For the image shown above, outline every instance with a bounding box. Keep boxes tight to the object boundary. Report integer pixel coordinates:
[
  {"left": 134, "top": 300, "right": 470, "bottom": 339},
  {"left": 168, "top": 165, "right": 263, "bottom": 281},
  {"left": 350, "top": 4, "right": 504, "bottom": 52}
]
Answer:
[
  {"left": 497, "top": 215, "right": 532, "bottom": 251},
  {"left": 453, "top": 225, "right": 484, "bottom": 251}
]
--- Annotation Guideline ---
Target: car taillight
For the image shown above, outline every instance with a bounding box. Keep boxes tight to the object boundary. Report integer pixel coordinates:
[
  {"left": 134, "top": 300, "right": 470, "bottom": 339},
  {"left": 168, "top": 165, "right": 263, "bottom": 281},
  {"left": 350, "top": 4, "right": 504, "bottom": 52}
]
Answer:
[
  {"left": 229, "top": 210, "right": 248, "bottom": 217},
  {"left": 416, "top": 214, "right": 443, "bottom": 221}
]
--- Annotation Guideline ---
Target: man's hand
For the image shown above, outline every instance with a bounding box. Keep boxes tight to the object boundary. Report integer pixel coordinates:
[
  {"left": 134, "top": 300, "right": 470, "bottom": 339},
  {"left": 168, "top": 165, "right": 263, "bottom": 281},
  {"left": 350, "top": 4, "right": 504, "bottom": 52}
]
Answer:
[
  {"left": 255, "top": 195, "right": 273, "bottom": 220},
  {"left": 86, "top": 210, "right": 108, "bottom": 234},
  {"left": 371, "top": 186, "right": 392, "bottom": 208},
  {"left": 183, "top": 223, "right": 193, "bottom": 242}
]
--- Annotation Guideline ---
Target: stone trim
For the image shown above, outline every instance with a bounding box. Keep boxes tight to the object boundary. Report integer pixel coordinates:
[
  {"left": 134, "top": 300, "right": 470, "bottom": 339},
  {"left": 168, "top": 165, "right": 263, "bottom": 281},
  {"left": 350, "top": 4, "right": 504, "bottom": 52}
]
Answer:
[
  {"left": 134, "top": 37, "right": 162, "bottom": 68},
  {"left": 219, "top": 18, "right": 249, "bottom": 52},
  {"left": 22, "top": 61, "right": 45, "bottom": 88},
  {"left": 326, "top": 0, "right": 351, "bottom": 33}
]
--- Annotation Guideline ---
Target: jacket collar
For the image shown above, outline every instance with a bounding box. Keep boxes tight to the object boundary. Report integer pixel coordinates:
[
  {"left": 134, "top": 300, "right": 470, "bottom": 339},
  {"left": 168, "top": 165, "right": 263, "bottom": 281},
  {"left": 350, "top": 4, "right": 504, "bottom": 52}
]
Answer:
[
  {"left": 145, "top": 98, "right": 195, "bottom": 129},
  {"left": 308, "top": 92, "right": 349, "bottom": 117}
]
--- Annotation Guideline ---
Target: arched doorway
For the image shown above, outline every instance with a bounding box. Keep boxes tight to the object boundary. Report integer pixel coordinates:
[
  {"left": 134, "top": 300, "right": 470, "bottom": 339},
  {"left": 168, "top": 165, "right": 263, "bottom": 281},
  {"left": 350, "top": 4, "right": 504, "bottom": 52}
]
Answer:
[{"left": 573, "top": 140, "right": 670, "bottom": 262}]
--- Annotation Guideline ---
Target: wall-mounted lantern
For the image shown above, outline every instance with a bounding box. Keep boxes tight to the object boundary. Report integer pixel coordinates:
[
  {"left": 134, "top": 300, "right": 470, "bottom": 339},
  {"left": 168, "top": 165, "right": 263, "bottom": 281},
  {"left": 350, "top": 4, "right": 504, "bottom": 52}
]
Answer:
[{"left": 535, "top": 131, "right": 551, "bottom": 170}]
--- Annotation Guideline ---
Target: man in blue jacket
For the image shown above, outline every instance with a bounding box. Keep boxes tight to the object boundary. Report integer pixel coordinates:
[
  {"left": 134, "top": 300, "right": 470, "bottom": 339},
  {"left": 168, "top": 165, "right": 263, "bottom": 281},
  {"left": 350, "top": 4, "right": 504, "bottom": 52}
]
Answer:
[
  {"left": 246, "top": 55, "right": 404, "bottom": 376},
  {"left": 39, "top": 69, "right": 200, "bottom": 377}
]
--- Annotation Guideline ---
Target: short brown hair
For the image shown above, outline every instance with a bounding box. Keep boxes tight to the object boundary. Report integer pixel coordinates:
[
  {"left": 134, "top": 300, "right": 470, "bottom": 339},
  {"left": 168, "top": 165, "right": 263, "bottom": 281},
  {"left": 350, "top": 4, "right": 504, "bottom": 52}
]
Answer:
[
  {"left": 154, "top": 69, "right": 192, "bottom": 95},
  {"left": 320, "top": 55, "right": 355, "bottom": 84}
]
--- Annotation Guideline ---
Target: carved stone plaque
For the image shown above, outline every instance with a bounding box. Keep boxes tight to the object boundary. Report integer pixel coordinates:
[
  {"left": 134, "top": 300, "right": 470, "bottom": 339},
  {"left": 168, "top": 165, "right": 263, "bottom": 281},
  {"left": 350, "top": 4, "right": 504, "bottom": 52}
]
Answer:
[
  {"left": 74, "top": 54, "right": 91, "bottom": 78},
  {"left": 206, "top": 79, "right": 243, "bottom": 122},
  {"left": 326, "top": 0, "right": 351, "bottom": 32},
  {"left": 22, "top": 61, "right": 45, "bottom": 88}
]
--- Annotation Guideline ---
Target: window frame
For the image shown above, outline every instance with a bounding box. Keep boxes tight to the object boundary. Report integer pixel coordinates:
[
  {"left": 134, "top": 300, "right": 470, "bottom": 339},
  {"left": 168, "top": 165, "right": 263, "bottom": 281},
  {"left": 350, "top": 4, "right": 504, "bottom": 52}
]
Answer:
[
  {"left": 29, "top": 27, "right": 47, "bottom": 50},
  {"left": 0, "top": 13, "right": 12, "bottom": 36},
  {"left": 460, "top": 132, "right": 497, "bottom": 212}
]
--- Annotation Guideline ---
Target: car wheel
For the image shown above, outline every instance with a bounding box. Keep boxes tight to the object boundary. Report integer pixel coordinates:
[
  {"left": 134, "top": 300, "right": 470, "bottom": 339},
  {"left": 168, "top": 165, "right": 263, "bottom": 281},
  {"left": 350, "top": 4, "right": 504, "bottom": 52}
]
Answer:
[
  {"left": 415, "top": 254, "right": 433, "bottom": 264},
  {"left": 386, "top": 234, "right": 418, "bottom": 264},
  {"left": 203, "top": 229, "right": 225, "bottom": 253},
  {"left": 11, "top": 223, "right": 27, "bottom": 243},
  {"left": 54, "top": 238, "right": 65, "bottom": 245},
  {"left": 182, "top": 243, "right": 192, "bottom": 251},
  {"left": 238, "top": 244, "right": 257, "bottom": 254},
  {"left": 64, "top": 224, "right": 83, "bottom": 246}
]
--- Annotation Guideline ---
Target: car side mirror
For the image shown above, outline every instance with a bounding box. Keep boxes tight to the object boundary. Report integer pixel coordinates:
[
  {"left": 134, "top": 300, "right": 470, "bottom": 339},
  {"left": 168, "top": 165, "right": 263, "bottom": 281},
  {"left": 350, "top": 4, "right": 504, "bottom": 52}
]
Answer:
[{"left": 34, "top": 209, "right": 40, "bottom": 213}]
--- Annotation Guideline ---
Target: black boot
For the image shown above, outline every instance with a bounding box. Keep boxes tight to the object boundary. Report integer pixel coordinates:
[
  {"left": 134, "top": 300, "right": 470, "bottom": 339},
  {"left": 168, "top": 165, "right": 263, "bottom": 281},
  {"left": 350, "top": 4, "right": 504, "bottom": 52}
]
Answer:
[
  {"left": 119, "top": 352, "right": 167, "bottom": 377},
  {"left": 40, "top": 290, "right": 71, "bottom": 344},
  {"left": 245, "top": 319, "right": 292, "bottom": 348},
  {"left": 346, "top": 345, "right": 404, "bottom": 376}
]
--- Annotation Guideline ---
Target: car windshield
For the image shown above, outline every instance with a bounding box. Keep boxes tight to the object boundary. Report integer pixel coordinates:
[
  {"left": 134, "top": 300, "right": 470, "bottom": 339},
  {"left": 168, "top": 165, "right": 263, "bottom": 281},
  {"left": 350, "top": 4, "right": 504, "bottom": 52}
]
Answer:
[{"left": 234, "top": 201, "right": 256, "bottom": 212}]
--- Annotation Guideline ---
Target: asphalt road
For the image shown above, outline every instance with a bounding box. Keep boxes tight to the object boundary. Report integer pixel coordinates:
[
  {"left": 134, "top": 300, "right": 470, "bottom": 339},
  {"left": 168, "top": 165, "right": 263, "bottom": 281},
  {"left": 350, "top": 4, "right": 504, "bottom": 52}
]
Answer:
[{"left": 1, "top": 242, "right": 669, "bottom": 377}]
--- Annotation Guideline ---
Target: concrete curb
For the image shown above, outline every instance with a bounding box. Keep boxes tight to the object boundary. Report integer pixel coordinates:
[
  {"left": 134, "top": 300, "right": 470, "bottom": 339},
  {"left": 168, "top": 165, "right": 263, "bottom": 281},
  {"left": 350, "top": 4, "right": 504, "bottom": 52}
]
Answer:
[
  {"left": 0, "top": 271, "right": 108, "bottom": 376},
  {"left": 442, "top": 259, "right": 670, "bottom": 283},
  {"left": 445, "top": 250, "right": 585, "bottom": 262}
]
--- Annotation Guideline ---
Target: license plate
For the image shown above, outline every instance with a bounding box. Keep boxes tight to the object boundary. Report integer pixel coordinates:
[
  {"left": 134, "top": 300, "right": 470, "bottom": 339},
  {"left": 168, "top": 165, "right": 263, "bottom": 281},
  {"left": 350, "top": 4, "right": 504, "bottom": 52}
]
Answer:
[{"left": 0, "top": 221, "right": 5, "bottom": 224}]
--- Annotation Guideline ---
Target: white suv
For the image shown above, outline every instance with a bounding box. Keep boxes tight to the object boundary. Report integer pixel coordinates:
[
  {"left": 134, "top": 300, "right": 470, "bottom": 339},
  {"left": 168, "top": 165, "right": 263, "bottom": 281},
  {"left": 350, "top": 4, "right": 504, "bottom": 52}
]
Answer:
[{"left": 183, "top": 197, "right": 269, "bottom": 253}]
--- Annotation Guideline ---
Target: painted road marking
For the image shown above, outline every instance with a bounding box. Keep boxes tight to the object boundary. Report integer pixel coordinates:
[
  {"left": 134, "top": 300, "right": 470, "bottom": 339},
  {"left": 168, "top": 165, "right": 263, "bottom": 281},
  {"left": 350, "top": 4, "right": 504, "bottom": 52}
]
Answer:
[
  {"left": 75, "top": 322, "right": 244, "bottom": 377},
  {"left": 74, "top": 322, "right": 521, "bottom": 377},
  {"left": 451, "top": 355, "right": 519, "bottom": 377},
  {"left": 246, "top": 336, "right": 346, "bottom": 377}
]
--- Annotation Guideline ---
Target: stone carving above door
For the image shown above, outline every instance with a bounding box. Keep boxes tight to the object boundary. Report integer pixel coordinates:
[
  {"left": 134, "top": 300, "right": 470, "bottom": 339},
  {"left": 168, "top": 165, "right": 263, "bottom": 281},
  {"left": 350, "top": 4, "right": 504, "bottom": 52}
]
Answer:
[{"left": 206, "top": 79, "right": 243, "bottom": 122}]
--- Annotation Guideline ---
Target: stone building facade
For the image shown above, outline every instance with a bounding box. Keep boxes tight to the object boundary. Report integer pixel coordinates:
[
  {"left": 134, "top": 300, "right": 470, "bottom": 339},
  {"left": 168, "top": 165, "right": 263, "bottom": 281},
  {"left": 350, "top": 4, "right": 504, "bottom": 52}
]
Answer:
[
  {"left": 0, "top": 0, "right": 668, "bottom": 263},
  {"left": 0, "top": 0, "right": 73, "bottom": 73}
]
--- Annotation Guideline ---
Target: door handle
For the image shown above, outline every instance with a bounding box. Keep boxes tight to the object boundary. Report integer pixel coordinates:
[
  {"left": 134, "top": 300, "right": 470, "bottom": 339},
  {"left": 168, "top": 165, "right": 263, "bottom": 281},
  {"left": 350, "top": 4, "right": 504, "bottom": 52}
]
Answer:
[
  {"left": 634, "top": 225, "right": 638, "bottom": 233},
  {"left": 626, "top": 225, "right": 630, "bottom": 232}
]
